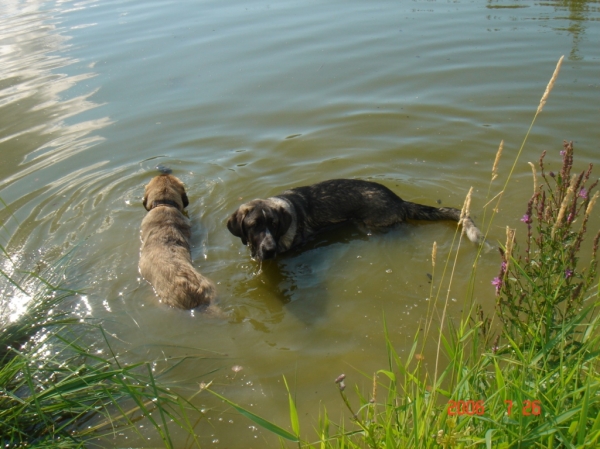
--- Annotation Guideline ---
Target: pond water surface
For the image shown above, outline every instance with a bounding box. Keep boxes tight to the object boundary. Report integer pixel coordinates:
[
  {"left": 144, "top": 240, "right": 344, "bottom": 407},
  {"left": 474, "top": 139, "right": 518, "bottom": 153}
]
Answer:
[{"left": 1, "top": 0, "right": 600, "bottom": 447}]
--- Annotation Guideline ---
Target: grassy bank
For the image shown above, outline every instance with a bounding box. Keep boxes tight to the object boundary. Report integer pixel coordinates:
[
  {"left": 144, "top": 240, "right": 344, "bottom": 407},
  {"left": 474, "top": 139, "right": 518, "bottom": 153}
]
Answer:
[
  {"left": 0, "top": 265, "right": 205, "bottom": 448},
  {"left": 208, "top": 57, "right": 600, "bottom": 447}
]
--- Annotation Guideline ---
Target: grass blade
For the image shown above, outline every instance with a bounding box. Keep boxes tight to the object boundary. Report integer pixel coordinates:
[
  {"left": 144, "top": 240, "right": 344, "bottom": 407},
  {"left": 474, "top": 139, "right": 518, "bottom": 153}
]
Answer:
[
  {"left": 206, "top": 389, "right": 300, "bottom": 442},
  {"left": 283, "top": 375, "right": 300, "bottom": 438}
]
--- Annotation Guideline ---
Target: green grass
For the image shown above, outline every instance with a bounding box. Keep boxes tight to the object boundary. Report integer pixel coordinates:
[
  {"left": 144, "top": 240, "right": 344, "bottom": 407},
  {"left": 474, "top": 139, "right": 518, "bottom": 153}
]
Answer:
[{"left": 0, "top": 264, "right": 207, "bottom": 448}]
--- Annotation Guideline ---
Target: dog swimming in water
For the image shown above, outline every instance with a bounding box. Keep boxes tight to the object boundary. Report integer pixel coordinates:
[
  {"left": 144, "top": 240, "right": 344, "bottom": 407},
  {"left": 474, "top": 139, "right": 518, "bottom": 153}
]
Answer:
[
  {"left": 227, "top": 178, "right": 483, "bottom": 261},
  {"left": 139, "top": 167, "right": 217, "bottom": 310}
]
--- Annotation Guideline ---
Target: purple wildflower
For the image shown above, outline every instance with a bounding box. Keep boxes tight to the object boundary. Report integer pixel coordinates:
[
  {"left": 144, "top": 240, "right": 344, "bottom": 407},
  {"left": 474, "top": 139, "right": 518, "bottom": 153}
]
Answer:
[
  {"left": 560, "top": 150, "right": 566, "bottom": 157},
  {"left": 491, "top": 277, "right": 502, "bottom": 295},
  {"left": 549, "top": 171, "right": 555, "bottom": 178},
  {"left": 521, "top": 214, "right": 532, "bottom": 224},
  {"left": 501, "top": 261, "right": 507, "bottom": 271},
  {"left": 579, "top": 188, "right": 588, "bottom": 199},
  {"left": 565, "top": 269, "right": 573, "bottom": 279}
]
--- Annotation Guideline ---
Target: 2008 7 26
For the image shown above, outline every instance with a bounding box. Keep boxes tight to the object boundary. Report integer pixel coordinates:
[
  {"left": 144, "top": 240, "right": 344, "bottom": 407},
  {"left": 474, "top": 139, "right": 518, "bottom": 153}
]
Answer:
[{"left": 447, "top": 400, "right": 541, "bottom": 416}]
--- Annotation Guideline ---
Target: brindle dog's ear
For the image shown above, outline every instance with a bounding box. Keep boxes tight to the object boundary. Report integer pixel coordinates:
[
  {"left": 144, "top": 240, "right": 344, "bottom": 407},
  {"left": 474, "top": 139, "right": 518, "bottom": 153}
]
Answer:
[
  {"left": 181, "top": 192, "right": 189, "bottom": 209},
  {"left": 277, "top": 207, "right": 293, "bottom": 236},
  {"left": 227, "top": 209, "right": 248, "bottom": 245}
]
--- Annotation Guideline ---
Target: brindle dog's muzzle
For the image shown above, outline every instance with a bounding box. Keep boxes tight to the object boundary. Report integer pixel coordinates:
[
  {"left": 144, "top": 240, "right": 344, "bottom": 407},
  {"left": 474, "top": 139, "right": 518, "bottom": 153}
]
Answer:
[{"left": 255, "top": 228, "right": 277, "bottom": 260}]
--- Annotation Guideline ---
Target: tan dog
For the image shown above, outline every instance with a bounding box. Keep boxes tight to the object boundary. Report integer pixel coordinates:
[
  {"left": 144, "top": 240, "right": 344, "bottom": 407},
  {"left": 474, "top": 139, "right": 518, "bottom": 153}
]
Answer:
[{"left": 139, "top": 172, "right": 217, "bottom": 310}]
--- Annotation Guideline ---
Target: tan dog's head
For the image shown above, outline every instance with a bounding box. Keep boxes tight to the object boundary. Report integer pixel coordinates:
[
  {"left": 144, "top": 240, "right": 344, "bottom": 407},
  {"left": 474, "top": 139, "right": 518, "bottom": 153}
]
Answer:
[{"left": 142, "top": 174, "right": 189, "bottom": 211}]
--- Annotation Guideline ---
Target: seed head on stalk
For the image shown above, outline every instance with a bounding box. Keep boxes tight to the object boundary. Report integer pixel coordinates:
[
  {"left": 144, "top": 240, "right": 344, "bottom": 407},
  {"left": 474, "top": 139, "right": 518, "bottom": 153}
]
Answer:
[{"left": 537, "top": 55, "right": 564, "bottom": 114}]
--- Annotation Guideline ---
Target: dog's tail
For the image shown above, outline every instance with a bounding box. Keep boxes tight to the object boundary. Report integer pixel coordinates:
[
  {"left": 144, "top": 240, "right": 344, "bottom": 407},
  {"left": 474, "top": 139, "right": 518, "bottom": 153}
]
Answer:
[{"left": 402, "top": 202, "right": 484, "bottom": 244}]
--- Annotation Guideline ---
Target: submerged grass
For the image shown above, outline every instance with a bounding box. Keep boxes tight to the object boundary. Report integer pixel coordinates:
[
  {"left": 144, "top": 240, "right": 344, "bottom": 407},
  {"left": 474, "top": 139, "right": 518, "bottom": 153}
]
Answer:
[
  {"left": 210, "top": 57, "right": 600, "bottom": 447},
  {"left": 0, "top": 262, "right": 207, "bottom": 447}
]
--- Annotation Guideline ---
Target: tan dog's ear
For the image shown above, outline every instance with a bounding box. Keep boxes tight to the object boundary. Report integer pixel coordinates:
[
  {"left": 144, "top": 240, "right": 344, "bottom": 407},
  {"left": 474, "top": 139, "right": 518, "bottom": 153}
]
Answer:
[
  {"left": 227, "top": 209, "right": 247, "bottom": 245},
  {"left": 181, "top": 192, "right": 189, "bottom": 209},
  {"left": 142, "top": 194, "right": 150, "bottom": 211}
]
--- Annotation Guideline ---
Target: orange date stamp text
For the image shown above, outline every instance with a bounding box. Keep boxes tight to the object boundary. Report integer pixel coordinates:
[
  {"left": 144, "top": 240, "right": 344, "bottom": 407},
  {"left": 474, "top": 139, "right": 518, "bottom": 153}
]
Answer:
[{"left": 447, "top": 400, "right": 542, "bottom": 416}]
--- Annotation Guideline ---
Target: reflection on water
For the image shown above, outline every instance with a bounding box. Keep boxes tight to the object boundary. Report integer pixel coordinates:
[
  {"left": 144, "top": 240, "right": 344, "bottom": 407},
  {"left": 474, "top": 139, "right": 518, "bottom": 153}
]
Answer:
[
  {"left": 0, "top": 0, "right": 110, "bottom": 321},
  {"left": 228, "top": 225, "right": 372, "bottom": 329},
  {"left": 487, "top": 0, "right": 600, "bottom": 61},
  {"left": 551, "top": 0, "right": 599, "bottom": 60}
]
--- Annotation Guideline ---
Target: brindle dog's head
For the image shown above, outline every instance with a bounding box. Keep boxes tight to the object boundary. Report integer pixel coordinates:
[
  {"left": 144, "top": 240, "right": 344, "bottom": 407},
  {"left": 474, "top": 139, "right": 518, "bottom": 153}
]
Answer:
[
  {"left": 143, "top": 174, "right": 189, "bottom": 212},
  {"left": 227, "top": 199, "right": 293, "bottom": 261}
]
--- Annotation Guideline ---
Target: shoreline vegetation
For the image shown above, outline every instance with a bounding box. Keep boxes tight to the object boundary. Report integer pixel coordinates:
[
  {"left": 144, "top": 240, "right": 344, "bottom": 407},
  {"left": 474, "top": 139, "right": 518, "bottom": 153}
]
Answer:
[
  {"left": 0, "top": 268, "right": 208, "bottom": 448},
  {"left": 2, "top": 55, "right": 600, "bottom": 447}
]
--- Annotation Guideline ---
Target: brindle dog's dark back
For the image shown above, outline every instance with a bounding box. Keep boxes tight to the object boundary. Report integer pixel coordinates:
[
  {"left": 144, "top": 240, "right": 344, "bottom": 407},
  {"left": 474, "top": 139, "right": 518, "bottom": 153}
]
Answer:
[{"left": 228, "top": 179, "right": 483, "bottom": 261}]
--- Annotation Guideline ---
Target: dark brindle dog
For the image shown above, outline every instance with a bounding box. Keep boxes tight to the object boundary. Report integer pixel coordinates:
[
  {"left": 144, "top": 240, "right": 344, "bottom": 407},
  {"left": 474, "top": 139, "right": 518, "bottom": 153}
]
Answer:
[
  {"left": 227, "top": 179, "right": 483, "bottom": 261},
  {"left": 140, "top": 170, "right": 217, "bottom": 310}
]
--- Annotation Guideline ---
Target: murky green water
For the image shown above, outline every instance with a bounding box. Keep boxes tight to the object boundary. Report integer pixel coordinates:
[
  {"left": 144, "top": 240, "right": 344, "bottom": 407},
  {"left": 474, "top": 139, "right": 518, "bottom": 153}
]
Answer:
[{"left": 1, "top": 0, "right": 599, "bottom": 446}]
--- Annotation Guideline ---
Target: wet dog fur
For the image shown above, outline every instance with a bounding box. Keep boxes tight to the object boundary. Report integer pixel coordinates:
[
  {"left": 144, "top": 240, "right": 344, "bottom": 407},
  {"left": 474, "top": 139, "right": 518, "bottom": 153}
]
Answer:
[
  {"left": 140, "top": 172, "right": 217, "bottom": 310},
  {"left": 227, "top": 179, "right": 484, "bottom": 261}
]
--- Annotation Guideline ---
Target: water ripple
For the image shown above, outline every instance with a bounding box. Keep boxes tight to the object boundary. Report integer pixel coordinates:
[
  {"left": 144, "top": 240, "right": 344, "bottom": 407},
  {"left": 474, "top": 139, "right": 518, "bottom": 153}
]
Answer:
[{"left": 0, "top": 0, "right": 109, "bottom": 319}]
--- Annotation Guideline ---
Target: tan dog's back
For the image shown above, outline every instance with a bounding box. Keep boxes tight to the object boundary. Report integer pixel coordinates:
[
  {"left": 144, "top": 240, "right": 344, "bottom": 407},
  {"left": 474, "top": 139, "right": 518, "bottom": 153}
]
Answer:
[{"left": 139, "top": 174, "right": 217, "bottom": 310}]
